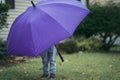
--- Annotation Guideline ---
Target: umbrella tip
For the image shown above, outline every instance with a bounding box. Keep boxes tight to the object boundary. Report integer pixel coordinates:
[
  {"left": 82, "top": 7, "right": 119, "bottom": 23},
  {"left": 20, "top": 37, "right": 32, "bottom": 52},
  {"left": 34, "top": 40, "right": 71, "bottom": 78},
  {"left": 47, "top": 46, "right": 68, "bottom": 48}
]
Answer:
[{"left": 31, "top": 1, "right": 35, "bottom": 7}]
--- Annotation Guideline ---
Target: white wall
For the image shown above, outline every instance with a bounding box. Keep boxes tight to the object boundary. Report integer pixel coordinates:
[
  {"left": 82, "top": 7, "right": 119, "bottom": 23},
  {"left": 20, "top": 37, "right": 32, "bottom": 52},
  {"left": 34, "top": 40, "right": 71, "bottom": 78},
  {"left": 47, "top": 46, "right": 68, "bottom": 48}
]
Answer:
[
  {"left": 81, "top": 0, "right": 87, "bottom": 6},
  {"left": 0, "top": 0, "right": 5, "bottom": 3}
]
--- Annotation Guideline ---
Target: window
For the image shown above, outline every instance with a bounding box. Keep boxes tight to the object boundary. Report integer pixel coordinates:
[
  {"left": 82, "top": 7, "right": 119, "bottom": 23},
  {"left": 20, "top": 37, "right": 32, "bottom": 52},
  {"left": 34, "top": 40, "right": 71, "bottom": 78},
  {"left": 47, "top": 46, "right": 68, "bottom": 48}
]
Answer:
[{"left": 5, "top": 0, "right": 15, "bottom": 9}]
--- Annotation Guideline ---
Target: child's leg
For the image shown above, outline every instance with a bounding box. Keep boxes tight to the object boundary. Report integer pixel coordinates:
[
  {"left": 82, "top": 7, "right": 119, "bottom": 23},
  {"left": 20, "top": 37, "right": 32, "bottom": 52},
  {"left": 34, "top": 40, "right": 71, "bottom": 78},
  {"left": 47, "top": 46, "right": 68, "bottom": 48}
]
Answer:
[
  {"left": 41, "top": 51, "right": 49, "bottom": 75},
  {"left": 48, "top": 45, "right": 57, "bottom": 74}
]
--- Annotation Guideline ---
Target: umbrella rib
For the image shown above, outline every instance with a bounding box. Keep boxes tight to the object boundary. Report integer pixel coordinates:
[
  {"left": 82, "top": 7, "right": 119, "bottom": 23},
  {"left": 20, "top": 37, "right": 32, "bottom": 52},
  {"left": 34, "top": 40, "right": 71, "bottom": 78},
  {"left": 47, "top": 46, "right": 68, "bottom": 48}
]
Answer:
[
  {"left": 29, "top": 22, "right": 36, "bottom": 55},
  {"left": 26, "top": 10, "right": 37, "bottom": 56}
]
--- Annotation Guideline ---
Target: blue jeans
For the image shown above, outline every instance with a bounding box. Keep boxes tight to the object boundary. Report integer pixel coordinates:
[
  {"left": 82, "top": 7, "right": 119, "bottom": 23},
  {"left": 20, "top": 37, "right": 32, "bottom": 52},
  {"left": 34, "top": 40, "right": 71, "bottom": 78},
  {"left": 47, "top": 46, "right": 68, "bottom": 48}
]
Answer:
[{"left": 41, "top": 45, "right": 57, "bottom": 74}]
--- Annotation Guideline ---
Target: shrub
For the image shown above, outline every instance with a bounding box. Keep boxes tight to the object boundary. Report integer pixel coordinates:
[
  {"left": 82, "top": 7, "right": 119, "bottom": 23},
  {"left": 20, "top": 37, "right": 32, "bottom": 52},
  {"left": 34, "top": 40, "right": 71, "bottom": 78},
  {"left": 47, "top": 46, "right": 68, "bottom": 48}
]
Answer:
[
  {"left": 0, "top": 3, "right": 9, "bottom": 31},
  {"left": 0, "top": 39, "right": 8, "bottom": 60},
  {"left": 0, "top": 3, "right": 9, "bottom": 61},
  {"left": 58, "top": 39, "right": 79, "bottom": 54},
  {"left": 78, "top": 37, "right": 103, "bottom": 51}
]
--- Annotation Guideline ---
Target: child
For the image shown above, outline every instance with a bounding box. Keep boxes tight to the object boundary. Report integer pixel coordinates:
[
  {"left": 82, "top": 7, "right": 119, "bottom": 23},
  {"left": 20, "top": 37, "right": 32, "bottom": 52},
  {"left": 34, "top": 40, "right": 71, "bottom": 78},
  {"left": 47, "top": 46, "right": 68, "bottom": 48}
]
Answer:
[{"left": 41, "top": 45, "right": 57, "bottom": 79}]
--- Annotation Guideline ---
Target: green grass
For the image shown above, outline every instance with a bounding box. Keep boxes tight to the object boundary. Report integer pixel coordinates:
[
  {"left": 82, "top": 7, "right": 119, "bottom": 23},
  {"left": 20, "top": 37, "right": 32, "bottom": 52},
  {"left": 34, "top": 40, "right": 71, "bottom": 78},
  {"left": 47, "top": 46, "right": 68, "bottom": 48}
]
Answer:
[{"left": 0, "top": 52, "right": 120, "bottom": 80}]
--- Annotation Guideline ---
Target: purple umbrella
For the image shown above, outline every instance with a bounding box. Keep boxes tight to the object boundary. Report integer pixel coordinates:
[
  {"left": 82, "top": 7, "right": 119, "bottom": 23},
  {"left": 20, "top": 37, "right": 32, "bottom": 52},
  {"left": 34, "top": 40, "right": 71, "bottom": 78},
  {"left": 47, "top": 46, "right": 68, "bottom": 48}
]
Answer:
[{"left": 7, "top": 0, "right": 90, "bottom": 56}]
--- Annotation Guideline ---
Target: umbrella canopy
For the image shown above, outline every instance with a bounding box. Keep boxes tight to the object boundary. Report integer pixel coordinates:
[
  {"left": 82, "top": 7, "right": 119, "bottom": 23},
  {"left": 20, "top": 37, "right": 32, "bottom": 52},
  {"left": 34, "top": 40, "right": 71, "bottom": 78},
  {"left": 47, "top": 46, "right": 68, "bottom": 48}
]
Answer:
[{"left": 7, "top": 0, "right": 90, "bottom": 56}]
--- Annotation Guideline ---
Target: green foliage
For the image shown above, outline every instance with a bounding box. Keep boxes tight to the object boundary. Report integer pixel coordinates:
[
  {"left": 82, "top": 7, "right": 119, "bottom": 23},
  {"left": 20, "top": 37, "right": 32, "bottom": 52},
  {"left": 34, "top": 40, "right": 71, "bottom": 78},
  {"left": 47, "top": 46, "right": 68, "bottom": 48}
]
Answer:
[
  {"left": 0, "top": 3, "right": 9, "bottom": 60},
  {"left": 74, "top": 1, "right": 120, "bottom": 51},
  {"left": 0, "top": 39, "right": 8, "bottom": 60},
  {"left": 78, "top": 37, "right": 103, "bottom": 51},
  {"left": 110, "top": 45, "right": 120, "bottom": 52},
  {"left": 0, "top": 3, "right": 9, "bottom": 30},
  {"left": 59, "top": 39, "right": 79, "bottom": 54}
]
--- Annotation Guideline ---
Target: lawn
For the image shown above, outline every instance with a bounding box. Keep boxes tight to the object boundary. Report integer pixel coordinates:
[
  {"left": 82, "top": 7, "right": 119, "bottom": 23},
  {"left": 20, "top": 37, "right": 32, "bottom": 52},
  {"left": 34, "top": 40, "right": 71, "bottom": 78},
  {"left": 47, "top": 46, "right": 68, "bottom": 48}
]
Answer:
[{"left": 0, "top": 52, "right": 120, "bottom": 80}]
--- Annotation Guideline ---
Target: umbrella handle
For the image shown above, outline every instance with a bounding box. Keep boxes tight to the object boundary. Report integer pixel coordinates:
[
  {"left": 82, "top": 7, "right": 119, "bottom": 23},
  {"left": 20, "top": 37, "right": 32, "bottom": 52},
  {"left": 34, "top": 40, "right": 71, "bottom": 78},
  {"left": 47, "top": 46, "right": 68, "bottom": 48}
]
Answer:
[
  {"left": 31, "top": 1, "right": 35, "bottom": 7},
  {"left": 55, "top": 45, "right": 64, "bottom": 62}
]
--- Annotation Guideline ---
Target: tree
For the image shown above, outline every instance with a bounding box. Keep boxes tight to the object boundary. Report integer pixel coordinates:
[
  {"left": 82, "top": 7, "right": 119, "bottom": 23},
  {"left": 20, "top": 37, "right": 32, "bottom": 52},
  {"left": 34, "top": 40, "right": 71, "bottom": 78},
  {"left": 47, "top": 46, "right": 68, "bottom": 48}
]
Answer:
[
  {"left": 0, "top": 3, "right": 9, "bottom": 32},
  {"left": 74, "top": 2, "right": 120, "bottom": 51},
  {"left": 0, "top": 3, "right": 9, "bottom": 60}
]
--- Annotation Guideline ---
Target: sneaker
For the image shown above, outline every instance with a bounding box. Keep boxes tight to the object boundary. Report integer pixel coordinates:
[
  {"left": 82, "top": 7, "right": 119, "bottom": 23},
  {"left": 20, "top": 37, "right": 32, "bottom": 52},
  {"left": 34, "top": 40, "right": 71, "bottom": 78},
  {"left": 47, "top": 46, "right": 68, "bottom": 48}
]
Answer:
[
  {"left": 41, "top": 74, "right": 49, "bottom": 78},
  {"left": 49, "top": 73, "right": 56, "bottom": 79}
]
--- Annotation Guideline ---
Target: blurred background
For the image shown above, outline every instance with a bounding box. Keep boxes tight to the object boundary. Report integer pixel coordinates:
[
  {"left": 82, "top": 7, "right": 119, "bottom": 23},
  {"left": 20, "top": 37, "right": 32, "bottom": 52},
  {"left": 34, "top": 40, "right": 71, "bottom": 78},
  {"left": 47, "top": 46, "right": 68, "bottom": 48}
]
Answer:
[{"left": 0, "top": 0, "right": 120, "bottom": 79}]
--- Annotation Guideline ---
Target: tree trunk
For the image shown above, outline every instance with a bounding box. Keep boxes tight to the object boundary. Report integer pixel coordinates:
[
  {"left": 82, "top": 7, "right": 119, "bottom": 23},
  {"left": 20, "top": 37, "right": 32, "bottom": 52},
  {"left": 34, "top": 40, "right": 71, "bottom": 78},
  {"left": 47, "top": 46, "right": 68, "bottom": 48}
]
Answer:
[
  {"left": 86, "top": 0, "right": 89, "bottom": 7},
  {"left": 101, "top": 33, "right": 119, "bottom": 51}
]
